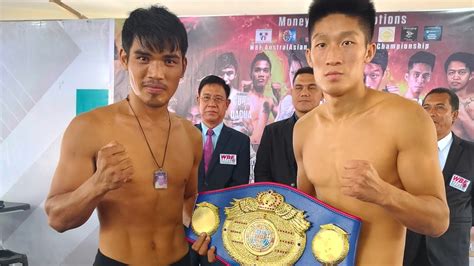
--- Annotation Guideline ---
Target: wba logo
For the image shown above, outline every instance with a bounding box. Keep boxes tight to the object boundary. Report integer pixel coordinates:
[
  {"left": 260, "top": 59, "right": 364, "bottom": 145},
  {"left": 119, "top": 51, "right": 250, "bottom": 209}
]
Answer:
[
  {"left": 220, "top": 154, "right": 237, "bottom": 165},
  {"left": 449, "top": 174, "right": 470, "bottom": 192}
]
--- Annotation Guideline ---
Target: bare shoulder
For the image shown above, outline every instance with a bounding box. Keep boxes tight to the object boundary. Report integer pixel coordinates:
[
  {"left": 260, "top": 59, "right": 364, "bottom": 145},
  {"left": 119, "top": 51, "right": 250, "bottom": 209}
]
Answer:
[
  {"left": 372, "top": 91, "right": 435, "bottom": 144},
  {"left": 49, "top": 103, "right": 122, "bottom": 196},
  {"left": 377, "top": 92, "right": 426, "bottom": 120},
  {"left": 293, "top": 105, "right": 324, "bottom": 150},
  {"left": 294, "top": 105, "right": 324, "bottom": 132},
  {"left": 171, "top": 114, "right": 201, "bottom": 144},
  {"left": 62, "top": 103, "right": 121, "bottom": 152},
  {"left": 69, "top": 104, "right": 115, "bottom": 128}
]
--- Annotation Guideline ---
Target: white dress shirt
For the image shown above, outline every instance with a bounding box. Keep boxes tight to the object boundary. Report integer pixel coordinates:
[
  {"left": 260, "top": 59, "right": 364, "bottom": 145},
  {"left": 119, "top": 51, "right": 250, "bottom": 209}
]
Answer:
[{"left": 438, "top": 132, "right": 453, "bottom": 170}]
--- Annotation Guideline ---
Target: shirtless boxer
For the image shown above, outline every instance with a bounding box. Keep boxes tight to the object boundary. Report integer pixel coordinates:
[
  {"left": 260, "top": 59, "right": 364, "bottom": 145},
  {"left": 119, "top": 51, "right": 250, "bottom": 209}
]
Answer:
[
  {"left": 45, "top": 6, "right": 214, "bottom": 265},
  {"left": 294, "top": 0, "right": 450, "bottom": 264},
  {"left": 247, "top": 52, "right": 275, "bottom": 144}
]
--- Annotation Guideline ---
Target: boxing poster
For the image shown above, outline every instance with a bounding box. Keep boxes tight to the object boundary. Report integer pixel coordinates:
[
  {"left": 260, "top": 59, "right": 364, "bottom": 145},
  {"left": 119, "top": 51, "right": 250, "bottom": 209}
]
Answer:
[
  {"left": 114, "top": 10, "right": 472, "bottom": 183},
  {"left": 115, "top": 10, "right": 473, "bottom": 143}
]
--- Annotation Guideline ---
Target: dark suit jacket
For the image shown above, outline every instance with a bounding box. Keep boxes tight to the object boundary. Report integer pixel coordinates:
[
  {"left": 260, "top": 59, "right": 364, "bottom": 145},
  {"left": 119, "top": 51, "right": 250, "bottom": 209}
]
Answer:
[
  {"left": 196, "top": 123, "right": 250, "bottom": 192},
  {"left": 254, "top": 114, "right": 297, "bottom": 187},
  {"left": 192, "top": 124, "right": 250, "bottom": 266},
  {"left": 404, "top": 133, "right": 474, "bottom": 266}
]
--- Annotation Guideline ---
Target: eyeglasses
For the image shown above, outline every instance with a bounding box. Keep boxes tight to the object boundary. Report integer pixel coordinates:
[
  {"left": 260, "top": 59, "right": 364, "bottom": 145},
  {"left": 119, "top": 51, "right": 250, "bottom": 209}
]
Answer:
[{"left": 199, "top": 95, "right": 226, "bottom": 104}]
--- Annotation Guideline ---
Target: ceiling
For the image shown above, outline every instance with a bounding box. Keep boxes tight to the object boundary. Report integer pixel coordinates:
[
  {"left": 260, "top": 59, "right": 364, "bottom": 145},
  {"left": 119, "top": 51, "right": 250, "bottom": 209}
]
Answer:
[{"left": 0, "top": 0, "right": 472, "bottom": 21}]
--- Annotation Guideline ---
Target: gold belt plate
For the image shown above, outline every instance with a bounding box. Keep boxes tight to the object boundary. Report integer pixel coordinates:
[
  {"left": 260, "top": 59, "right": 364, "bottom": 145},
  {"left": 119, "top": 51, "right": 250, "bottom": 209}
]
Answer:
[
  {"left": 222, "top": 190, "right": 310, "bottom": 265},
  {"left": 312, "top": 224, "right": 350, "bottom": 265}
]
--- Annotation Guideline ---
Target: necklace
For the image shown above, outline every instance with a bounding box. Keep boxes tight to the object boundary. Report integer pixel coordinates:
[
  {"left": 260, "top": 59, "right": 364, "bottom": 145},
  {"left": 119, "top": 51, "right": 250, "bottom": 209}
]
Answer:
[{"left": 126, "top": 96, "right": 171, "bottom": 189}]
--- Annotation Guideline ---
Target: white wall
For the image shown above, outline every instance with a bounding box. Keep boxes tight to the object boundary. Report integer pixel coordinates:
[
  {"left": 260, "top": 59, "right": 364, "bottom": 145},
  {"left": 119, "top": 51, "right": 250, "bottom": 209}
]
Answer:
[{"left": 0, "top": 19, "right": 114, "bottom": 265}]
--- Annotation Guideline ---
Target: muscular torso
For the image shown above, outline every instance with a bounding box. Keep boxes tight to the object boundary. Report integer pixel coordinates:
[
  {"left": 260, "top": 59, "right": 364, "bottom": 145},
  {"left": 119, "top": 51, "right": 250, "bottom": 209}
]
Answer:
[
  {"left": 300, "top": 94, "right": 407, "bottom": 265},
  {"left": 90, "top": 103, "right": 198, "bottom": 265}
]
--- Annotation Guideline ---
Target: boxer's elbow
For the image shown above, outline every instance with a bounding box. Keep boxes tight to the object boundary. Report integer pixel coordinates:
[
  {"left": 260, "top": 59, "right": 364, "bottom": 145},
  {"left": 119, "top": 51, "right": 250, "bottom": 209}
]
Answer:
[
  {"left": 45, "top": 200, "right": 73, "bottom": 233},
  {"left": 48, "top": 218, "right": 68, "bottom": 233},
  {"left": 47, "top": 211, "right": 82, "bottom": 233},
  {"left": 46, "top": 210, "right": 68, "bottom": 233},
  {"left": 428, "top": 221, "right": 449, "bottom": 238},
  {"left": 427, "top": 203, "right": 450, "bottom": 237}
]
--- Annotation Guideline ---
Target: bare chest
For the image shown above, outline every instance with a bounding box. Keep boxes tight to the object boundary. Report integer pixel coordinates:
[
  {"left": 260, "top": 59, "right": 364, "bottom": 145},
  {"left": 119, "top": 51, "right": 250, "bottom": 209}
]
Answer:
[
  {"left": 302, "top": 119, "right": 398, "bottom": 196},
  {"left": 99, "top": 120, "right": 195, "bottom": 206}
]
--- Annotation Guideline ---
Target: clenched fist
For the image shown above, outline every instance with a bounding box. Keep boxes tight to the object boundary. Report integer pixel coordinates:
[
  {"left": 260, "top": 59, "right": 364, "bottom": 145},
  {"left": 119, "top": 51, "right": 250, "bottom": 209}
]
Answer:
[
  {"left": 94, "top": 141, "right": 134, "bottom": 192},
  {"left": 340, "top": 160, "right": 387, "bottom": 204}
]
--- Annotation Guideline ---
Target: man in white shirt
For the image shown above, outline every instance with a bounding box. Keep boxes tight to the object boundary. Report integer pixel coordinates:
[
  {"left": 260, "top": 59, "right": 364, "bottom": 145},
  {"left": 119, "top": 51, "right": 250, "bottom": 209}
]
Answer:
[{"left": 405, "top": 87, "right": 474, "bottom": 266}]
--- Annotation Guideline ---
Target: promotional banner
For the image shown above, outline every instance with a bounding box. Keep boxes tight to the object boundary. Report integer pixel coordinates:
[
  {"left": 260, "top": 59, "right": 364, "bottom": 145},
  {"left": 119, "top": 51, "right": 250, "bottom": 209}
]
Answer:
[
  {"left": 114, "top": 10, "right": 473, "bottom": 143},
  {"left": 114, "top": 10, "right": 473, "bottom": 183}
]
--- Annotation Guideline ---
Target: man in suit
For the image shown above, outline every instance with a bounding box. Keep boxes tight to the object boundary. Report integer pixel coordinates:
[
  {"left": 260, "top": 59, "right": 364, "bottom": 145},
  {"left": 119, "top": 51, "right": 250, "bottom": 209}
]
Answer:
[
  {"left": 404, "top": 87, "right": 474, "bottom": 266},
  {"left": 195, "top": 75, "right": 250, "bottom": 192},
  {"left": 191, "top": 75, "right": 250, "bottom": 265},
  {"left": 254, "top": 67, "right": 322, "bottom": 187}
]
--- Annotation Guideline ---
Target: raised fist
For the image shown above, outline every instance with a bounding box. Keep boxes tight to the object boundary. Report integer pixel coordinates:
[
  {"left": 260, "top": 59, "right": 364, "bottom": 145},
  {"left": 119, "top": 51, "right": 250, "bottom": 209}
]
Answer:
[{"left": 94, "top": 141, "right": 134, "bottom": 192}]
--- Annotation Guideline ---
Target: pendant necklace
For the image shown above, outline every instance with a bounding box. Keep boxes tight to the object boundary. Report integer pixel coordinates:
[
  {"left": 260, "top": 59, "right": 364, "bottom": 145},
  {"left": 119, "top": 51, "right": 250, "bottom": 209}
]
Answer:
[{"left": 126, "top": 96, "right": 171, "bottom": 189}]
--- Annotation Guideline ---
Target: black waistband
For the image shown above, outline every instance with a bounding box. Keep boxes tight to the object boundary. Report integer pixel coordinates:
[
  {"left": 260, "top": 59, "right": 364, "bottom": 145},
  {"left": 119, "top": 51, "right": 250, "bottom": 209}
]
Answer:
[
  {"left": 93, "top": 249, "right": 127, "bottom": 266},
  {"left": 93, "top": 249, "right": 191, "bottom": 266}
]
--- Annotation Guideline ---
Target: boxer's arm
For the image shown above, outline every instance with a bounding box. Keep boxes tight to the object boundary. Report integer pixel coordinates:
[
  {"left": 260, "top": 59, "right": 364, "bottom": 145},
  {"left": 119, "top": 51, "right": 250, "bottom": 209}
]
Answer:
[
  {"left": 183, "top": 124, "right": 202, "bottom": 226},
  {"left": 294, "top": 120, "right": 316, "bottom": 197},
  {"left": 45, "top": 116, "right": 108, "bottom": 233},
  {"left": 385, "top": 104, "right": 449, "bottom": 236}
]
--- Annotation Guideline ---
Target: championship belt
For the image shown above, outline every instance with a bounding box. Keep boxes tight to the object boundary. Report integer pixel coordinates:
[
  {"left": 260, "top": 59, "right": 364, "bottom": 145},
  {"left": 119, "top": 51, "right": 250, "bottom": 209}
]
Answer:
[{"left": 186, "top": 182, "right": 361, "bottom": 265}]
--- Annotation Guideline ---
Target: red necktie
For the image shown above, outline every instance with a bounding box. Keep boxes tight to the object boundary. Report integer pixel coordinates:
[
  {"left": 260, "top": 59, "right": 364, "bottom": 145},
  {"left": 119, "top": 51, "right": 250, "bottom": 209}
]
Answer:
[{"left": 204, "top": 128, "right": 214, "bottom": 173}]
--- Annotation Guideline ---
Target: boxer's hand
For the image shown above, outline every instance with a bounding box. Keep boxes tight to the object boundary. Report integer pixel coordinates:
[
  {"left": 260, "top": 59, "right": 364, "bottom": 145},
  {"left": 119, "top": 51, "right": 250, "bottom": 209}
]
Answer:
[
  {"left": 341, "top": 160, "right": 387, "bottom": 204},
  {"left": 192, "top": 233, "right": 216, "bottom": 263},
  {"left": 94, "top": 141, "right": 134, "bottom": 192}
]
